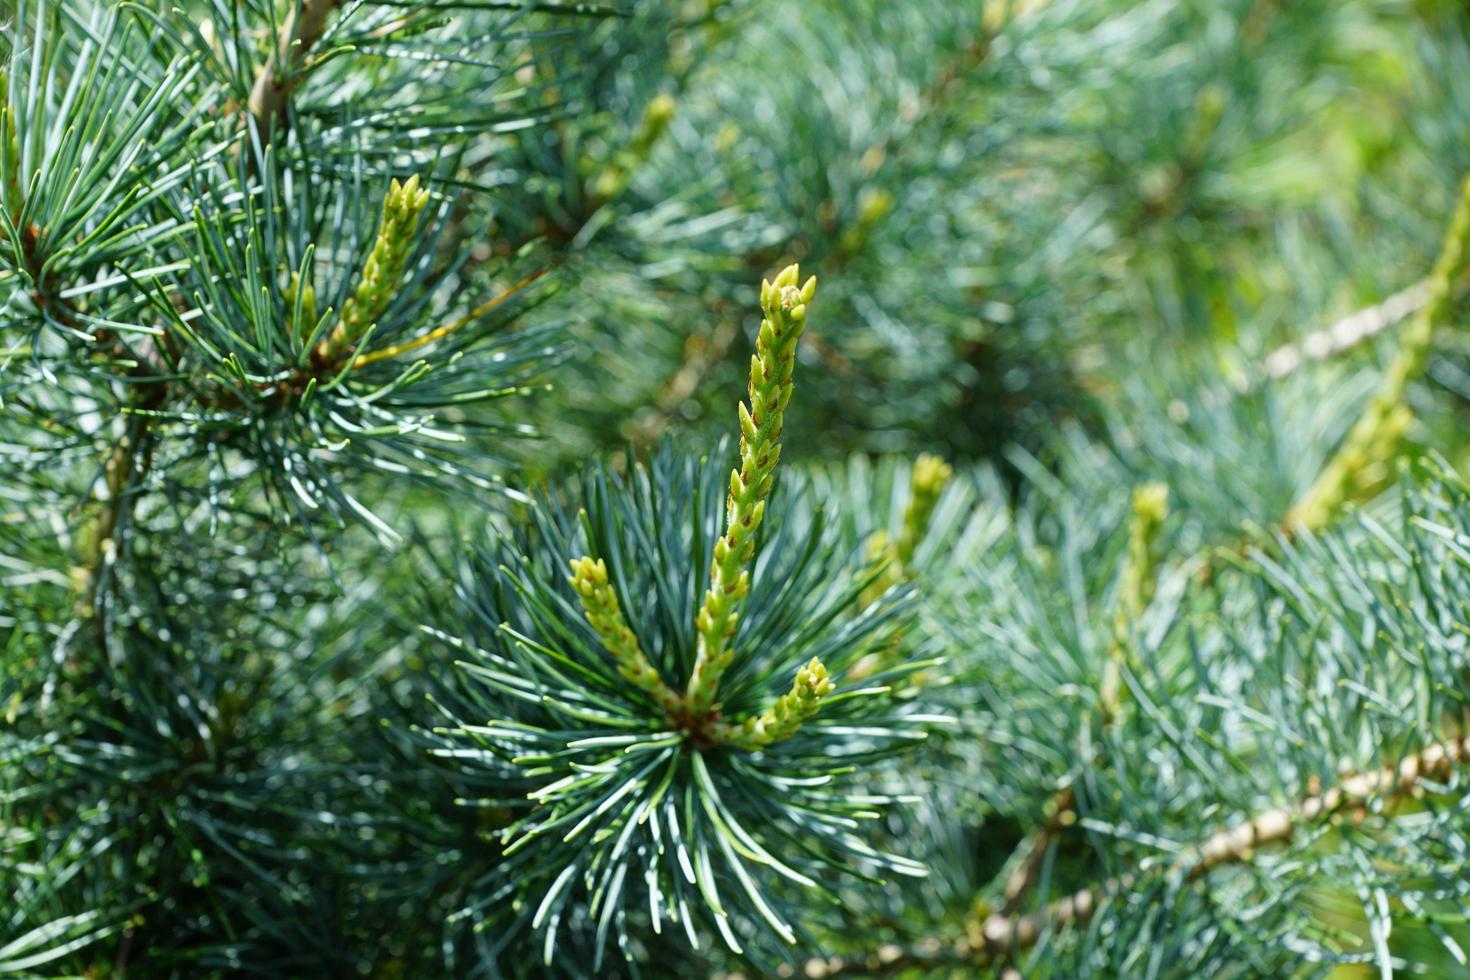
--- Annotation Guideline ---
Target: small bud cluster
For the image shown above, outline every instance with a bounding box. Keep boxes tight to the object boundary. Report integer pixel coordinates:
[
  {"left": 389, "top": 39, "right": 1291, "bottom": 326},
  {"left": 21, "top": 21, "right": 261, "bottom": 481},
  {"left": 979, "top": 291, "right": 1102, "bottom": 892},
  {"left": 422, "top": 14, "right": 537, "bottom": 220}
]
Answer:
[
  {"left": 1120, "top": 482, "right": 1169, "bottom": 622},
  {"left": 568, "top": 556, "right": 682, "bottom": 716},
  {"left": 685, "top": 263, "right": 816, "bottom": 715},
  {"left": 593, "top": 92, "right": 676, "bottom": 201},
  {"left": 1100, "top": 482, "right": 1171, "bottom": 720},
  {"left": 896, "top": 453, "right": 954, "bottom": 568},
  {"left": 317, "top": 175, "right": 431, "bottom": 362},
  {"left": 862, "top": 453, "right": 954, "bottom": 610},
  {"left": 1, "top": 71, "right": 24, "bottom": 223},
  {"left": 284, "top": 272, "right": 319, "bottom": 340},
  {"left": 714, "top": 657, "right": 835, "bottom": 751}
]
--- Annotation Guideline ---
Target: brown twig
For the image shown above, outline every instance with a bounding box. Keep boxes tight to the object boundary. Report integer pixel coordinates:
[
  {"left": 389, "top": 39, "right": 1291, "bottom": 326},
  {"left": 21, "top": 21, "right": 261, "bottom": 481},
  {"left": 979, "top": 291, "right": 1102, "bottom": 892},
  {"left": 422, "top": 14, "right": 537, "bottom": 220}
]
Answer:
[
  {"left": 247, "top": 0, "right": 338, "bottom": 143},
  {"left": 75, "top": 410, "right": 158, "bottom": 619},
  {"left": 72, "top": 330, "right": 178, "bottom": 657},
  {"left": 997, "top": 785, "right": 1074, "bottom": 916}
]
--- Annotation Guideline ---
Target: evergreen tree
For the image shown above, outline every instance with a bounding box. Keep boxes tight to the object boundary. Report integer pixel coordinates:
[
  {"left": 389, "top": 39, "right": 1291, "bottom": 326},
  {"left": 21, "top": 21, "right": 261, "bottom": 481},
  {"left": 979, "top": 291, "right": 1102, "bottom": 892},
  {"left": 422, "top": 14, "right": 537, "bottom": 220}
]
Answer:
[{"left": 6, "top": 1, "right": 1470, "bottom": 977}]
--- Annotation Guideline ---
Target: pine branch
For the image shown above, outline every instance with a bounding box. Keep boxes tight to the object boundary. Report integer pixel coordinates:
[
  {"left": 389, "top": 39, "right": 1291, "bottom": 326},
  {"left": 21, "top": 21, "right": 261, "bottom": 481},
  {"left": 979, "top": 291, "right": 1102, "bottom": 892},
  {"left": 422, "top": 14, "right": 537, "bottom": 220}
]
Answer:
[
  {"left": 973, "top": 733, "right": 1470, "bottom": 963},
  {"left": 415, "top": 259, "right": 934, "bottom": 963},
  {"left": 1001, "top": 197, "right": 1470, "bottom": 905},
  {"left": 0, "top": 61, "right": 175, "bottom": 639},
  {"left": 807, "top": 734, "right": 1470, "bottom": 976},
  {"left": 997, "top": 483, "right": 1169, "bottom": 917},
  {"left": 984, "top": 175, "right": 1470, "bottom": 933},
  {"left": 565, "top": 266, "right": 841, "bottom": 752},
  {"left": 16, "top": 2, "right": 1470, "bottom": 974}
]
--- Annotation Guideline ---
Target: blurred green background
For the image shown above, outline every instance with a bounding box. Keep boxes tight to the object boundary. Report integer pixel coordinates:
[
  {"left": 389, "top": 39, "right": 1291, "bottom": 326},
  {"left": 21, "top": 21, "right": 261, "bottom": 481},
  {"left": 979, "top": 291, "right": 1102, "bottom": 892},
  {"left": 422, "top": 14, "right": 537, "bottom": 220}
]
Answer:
[{"left": 479, "top": 0, "right": 1470, "bottom": 489}]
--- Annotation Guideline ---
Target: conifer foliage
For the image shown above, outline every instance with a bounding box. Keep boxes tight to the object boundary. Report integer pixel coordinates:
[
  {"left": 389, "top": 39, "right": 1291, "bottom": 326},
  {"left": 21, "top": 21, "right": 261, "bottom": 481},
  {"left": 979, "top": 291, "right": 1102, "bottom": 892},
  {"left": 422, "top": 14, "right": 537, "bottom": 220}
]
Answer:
[{"left": 7, "top": 1, "right": 1470, "bottom": 978}]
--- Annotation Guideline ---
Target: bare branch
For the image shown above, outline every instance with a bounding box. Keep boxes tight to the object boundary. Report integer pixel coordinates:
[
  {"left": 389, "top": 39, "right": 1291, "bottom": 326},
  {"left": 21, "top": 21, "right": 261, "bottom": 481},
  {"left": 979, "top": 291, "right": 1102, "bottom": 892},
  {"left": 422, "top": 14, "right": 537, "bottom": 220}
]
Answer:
[{"left": 1264, "top": 280, "right": 1430, "bottom": 380}]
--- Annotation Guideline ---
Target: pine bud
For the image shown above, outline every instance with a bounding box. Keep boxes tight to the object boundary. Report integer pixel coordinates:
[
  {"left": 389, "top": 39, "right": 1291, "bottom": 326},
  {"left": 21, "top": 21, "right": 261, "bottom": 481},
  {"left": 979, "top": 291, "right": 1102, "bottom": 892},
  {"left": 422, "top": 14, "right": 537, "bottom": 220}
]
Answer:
[
  {"left": 643, "top": 92, "right": 676, "bottom": 131},
  {"left": 592, "top": 92, "right": 677, "bottom": 201},
  {"left": 569, "top": 556, "right": 682, "bottom": 716},
  {"left": 317, "top": 175, "right": 431, "bottom": 363},
  {"left": 1120, "top": 482, "right": 1169, "bottom": 621},
  {"left": 0, "top": 70, "right": 24, "bottom": 223},
  {"left": 685, "top": 265, "right": 815, "bottom": 715},
  {"left": 1100, "top": 482, "right": 1171, "bottom": 720},
  {"left": 861, "top": 453, "right": 955, "bottom": 614},
  {"left": 284, "top": 272, "right": 319, "bottom": 339},
  {"left": 715, "top": 657, "right": 836, "bottom": 751},
  {"left": 896, "top": 453, "right": 954, "bottom": 568}
]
